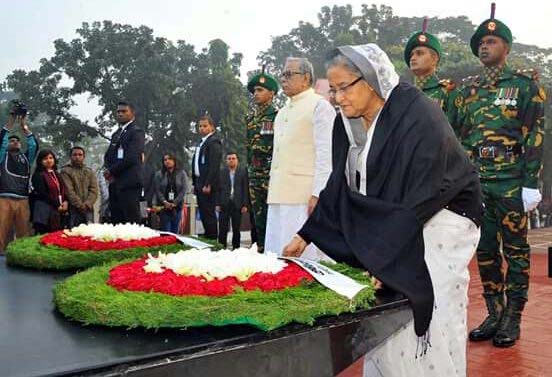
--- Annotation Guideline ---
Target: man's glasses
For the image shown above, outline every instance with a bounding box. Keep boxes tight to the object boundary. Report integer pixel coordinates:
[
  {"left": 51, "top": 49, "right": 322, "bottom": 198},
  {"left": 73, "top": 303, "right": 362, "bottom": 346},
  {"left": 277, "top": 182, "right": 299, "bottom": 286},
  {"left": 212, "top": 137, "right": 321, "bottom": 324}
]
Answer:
[
  {"left": 328, "top": 76, "right": 363, "bottom": 98},
  {"left": 279, "top": 71, "right": 304, "bottom": 80}
]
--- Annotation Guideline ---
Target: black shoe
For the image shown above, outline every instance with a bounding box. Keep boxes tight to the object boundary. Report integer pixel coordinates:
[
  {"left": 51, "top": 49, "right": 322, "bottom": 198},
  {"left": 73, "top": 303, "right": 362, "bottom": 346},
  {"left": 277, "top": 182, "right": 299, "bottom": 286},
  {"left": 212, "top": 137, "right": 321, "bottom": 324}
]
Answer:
[
  {"left": 492, "top": 299, "right": 524, "bottom": 348},
  {"left": 469, "top": 294, "right": 504, "bottom": 342}
]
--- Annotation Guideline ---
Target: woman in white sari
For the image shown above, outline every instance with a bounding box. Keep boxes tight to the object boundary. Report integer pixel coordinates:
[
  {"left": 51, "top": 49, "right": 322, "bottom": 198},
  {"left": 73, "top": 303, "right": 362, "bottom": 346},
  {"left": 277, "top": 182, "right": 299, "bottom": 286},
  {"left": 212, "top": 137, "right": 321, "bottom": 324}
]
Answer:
[{"left": 283, "top": 44, "right": 482, "bottom": 377}]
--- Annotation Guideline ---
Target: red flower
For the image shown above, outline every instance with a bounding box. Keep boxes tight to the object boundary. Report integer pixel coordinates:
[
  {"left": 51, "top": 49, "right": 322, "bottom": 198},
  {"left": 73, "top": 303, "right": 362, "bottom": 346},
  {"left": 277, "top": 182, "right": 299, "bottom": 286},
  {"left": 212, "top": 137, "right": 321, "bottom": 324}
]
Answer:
[
  {"left": 107, "top": 259, "right": 314, "bottom": 297},
  {"left": 41, "top": 231, "right": 178, "bottom": 252}
]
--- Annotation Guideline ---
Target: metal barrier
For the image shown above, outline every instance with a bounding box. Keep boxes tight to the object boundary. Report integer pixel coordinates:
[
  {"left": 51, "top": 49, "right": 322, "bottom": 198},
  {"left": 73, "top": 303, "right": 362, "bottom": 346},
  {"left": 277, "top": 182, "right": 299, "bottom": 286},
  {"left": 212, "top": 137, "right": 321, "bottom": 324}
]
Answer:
[{"left": 180, "top": 194, "right": 198, "bottom": 235}]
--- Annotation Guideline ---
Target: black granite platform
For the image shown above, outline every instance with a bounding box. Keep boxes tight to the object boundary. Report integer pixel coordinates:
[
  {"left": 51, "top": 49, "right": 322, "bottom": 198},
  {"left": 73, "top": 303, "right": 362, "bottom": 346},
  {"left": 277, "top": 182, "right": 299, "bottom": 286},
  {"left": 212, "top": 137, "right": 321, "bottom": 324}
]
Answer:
[{"left": 0, "top": 257, "right": 411, "bottom": 377}]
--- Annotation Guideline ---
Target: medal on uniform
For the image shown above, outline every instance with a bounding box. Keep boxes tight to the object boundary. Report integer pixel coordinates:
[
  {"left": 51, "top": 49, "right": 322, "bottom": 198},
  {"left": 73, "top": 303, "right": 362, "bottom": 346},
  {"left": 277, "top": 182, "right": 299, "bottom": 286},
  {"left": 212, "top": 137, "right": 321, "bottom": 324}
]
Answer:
[
  {"left": 260, "top": 121, "right": 273, "bottom": 135},
  {"left": 494, "top": 88, "right": 504, "bottom": 106},
  {"left": 504, "top": 87, "right": 511, "bottom": 105},
  {"left": 511, "top": 88, "right": 519, "bottom": 106}
]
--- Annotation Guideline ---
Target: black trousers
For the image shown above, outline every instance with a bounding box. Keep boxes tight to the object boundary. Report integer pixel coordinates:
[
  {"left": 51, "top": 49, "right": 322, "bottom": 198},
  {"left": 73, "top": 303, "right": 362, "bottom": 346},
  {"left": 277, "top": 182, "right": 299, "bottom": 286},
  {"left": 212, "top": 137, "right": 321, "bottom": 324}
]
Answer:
[
  {"left": 196, "top": 189, "right": 217, "bottom": 240},
  {"left": 109, "top": 185, "right": 141, "bottom": 225},
  {"left": 218, "top": 200, "right": 242, "bottom": 248}
]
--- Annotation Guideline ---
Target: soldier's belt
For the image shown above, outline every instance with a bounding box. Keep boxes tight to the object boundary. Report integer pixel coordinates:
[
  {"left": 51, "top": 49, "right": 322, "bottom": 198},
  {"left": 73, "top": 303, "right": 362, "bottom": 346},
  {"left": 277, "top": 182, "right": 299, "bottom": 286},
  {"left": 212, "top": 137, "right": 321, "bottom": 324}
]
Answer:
[{"left": 476, "top": 145, "right": 523, "bottom": 159}]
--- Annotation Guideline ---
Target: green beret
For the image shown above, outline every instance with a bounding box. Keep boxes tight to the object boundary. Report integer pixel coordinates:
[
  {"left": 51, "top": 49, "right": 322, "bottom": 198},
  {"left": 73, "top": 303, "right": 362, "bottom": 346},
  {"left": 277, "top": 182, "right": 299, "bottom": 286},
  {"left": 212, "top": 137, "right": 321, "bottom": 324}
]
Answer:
[
  {"left": 470, "top": 18, "right": 512, "bottom": 56},
  {"left": 247, "top": 73, "right": 279, "bottom": 94},
  {"left": 404, "top": 32, "right": 442, "bottom": 66}
]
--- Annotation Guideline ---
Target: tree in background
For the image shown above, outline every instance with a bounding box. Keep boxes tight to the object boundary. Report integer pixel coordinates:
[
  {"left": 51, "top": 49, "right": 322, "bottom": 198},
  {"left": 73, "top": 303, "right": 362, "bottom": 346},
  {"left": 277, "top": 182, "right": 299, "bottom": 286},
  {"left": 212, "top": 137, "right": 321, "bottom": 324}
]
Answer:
[{"left": 3, "top": 21, "right": 248, "bottom": 170}]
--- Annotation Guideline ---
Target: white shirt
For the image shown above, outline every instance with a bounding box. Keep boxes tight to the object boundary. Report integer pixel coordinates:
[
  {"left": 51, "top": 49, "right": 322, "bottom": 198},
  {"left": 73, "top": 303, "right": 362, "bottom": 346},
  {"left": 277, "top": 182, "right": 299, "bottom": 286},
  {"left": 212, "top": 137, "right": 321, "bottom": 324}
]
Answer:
[
  {"left": 193, "top": 132, "right": 214, "bottom": 177},
  {"left": 118, "top": 119, "right": 134, "bottom": 138},
  {"left": 311, "top": 99, "right": 336, "bottom": 197}
]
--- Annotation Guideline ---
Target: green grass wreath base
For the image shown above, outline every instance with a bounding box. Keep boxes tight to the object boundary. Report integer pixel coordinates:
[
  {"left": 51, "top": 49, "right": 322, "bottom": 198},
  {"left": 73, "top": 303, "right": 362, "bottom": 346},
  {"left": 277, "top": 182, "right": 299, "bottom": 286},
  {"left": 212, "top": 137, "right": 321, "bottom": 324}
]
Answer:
[
  {"left": 5, "top": 235, "right": 191, "bottom": 271},
  {"left": 54, "top": 261, "right": 376, "bottom": 331}
]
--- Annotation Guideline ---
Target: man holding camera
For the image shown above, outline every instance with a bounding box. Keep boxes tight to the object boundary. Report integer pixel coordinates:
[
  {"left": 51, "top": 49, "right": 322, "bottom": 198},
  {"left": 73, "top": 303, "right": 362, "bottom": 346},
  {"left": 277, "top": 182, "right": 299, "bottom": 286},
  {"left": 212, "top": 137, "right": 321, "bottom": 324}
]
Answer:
[{"left": 0, "top": 101, "right": 38, "bottom": 253}]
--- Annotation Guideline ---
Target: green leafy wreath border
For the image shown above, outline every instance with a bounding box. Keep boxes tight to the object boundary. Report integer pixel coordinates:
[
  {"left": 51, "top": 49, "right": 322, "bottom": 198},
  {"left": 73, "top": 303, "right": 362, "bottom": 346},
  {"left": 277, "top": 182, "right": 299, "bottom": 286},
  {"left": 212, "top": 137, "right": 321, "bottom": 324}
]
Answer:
[
  {"left": 5, "top": 235, "right": 218, "bottom": 271},
  {"left": 54, "top": 260, "right": 376, "bottom": 331}
]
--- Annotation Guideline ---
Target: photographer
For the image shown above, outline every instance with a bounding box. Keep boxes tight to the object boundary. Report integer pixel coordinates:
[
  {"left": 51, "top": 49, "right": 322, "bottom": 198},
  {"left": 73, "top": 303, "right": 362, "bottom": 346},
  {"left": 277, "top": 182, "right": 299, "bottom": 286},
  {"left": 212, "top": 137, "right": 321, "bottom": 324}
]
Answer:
[{"left": 0, "top": 101, "right": 38, "bottom": 253}]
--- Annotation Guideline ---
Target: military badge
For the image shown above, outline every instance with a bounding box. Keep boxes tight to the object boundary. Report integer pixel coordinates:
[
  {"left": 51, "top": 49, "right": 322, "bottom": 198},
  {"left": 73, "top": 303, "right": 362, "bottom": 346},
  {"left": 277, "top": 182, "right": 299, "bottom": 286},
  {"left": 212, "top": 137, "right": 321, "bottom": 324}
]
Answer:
[
  {"left": 487, "top": 21, "right": 496, "bottom": 31},
  {"left": 259, "top": 76, "right": 266, "bottom": 84},
  {"left": 418, "top": 34, "right": 427, "bottom": 43}
]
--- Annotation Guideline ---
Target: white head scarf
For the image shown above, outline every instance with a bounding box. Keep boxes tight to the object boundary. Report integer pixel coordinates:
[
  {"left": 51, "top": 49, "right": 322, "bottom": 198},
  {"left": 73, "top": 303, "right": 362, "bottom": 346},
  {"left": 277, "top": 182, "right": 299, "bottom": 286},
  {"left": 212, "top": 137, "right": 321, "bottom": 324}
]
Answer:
[
  {"left": 335, "top": 43, "right": 399, "bottom": 100},
  {"left": 330, "top": 44, "right": 399, "bottom": 193}
]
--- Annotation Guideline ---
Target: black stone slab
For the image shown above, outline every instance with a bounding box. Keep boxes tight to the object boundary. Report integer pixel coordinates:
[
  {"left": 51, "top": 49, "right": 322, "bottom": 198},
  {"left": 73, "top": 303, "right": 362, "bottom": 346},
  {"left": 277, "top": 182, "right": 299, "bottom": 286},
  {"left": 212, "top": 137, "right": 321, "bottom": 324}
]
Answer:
[{"left": 0, "top": 257, "right": 410, "bottom": 377}]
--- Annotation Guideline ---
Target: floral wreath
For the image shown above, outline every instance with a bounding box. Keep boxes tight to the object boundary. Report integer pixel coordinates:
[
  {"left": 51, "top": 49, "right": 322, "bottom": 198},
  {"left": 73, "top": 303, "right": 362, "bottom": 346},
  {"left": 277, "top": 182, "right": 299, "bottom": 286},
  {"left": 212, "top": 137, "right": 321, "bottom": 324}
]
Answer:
[
  {"left": 5, "top": 224, "right": 203, "bottom": 271},
  {"left": 54, "top": 253, "right": 375, "bottom": 331}
]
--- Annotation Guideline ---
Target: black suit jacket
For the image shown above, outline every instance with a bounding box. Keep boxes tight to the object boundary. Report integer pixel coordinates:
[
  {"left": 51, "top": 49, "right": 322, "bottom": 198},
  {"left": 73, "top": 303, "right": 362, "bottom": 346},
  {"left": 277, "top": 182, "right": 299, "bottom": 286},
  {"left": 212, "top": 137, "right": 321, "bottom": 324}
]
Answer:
[
  {"left": 192, "top": 133, "right": 222, "bottom": 193},
  {"left": 103, "top": 121, "right": 145, "bottom": 191},
  {"left": 217, "top": 165, "right": 249, "bottom": 208}
]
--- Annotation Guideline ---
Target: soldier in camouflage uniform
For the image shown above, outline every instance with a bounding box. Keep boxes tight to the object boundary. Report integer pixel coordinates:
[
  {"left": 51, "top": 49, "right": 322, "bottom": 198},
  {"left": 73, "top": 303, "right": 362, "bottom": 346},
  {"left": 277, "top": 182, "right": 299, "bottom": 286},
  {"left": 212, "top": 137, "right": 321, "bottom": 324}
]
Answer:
[
  {"left": 404, "top": 17, "right": 461, "bottom": 132},
  {"left": 460, "top": 4, "right": 545, "bottom": 348},
  {"left": 246, "top": 71, "right": 279, "bottom": 252}
]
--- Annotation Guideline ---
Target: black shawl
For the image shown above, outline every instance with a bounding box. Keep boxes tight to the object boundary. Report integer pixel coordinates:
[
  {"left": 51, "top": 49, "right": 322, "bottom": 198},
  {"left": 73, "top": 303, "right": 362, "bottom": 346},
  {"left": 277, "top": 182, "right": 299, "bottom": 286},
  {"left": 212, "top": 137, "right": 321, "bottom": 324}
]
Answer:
[{"left": 298, "top": 82, "right": 482, "bottom": 336}]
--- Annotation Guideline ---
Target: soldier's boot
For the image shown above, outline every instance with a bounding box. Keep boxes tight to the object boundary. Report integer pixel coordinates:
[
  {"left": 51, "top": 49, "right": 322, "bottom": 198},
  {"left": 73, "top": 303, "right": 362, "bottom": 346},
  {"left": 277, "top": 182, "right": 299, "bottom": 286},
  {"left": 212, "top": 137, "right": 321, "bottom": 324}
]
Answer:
[
  {"left": 469, "top": 294, "right": 504, "bottom": 341},
  {"left": 492, "top": 299, "right": 525, "bottom": 348}
]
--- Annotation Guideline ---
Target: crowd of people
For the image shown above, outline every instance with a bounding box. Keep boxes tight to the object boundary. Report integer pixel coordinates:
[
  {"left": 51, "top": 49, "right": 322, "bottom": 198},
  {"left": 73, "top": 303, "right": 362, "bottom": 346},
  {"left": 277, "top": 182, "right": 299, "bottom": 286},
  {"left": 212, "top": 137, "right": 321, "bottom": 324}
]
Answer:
[{"left": 0, "top": 4, "right": 547, "bottom": 377}]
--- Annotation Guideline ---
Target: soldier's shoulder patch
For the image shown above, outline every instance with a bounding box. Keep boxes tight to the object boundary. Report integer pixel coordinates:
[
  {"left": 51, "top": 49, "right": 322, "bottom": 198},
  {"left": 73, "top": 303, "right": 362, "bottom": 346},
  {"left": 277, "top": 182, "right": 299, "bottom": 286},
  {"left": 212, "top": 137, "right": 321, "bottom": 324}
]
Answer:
[
  {"left": 515, "top": 68, "right": 539, "bottom": 82},
  {"left": 454, "top": 95, "right": 463, "bottom": 108},
  {"left": 439, "top": 79, "right": 457, "bottom": 92}
]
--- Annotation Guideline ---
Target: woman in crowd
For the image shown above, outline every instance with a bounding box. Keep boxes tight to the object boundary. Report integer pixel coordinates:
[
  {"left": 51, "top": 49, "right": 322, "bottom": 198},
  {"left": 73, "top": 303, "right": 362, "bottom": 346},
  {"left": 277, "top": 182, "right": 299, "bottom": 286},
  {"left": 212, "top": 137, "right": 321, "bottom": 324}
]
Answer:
[
  {"left": 31, "top": 149, "right": 69, "bottom": 234},
  {"left": 154, "top": 153, "right": 188, "bottom": 233},
  {"left": 283, "top": 44, "right": 483, "bottom": 377}
]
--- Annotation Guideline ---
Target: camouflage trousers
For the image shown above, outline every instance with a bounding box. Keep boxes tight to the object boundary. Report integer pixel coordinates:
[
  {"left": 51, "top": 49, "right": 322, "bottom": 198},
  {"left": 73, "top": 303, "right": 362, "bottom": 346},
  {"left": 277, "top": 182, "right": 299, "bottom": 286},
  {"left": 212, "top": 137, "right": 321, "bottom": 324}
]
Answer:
[
  {"left": 249, "top": 178, "right": 269, "bottom": 252},
  {"left": 477, "top": 179, "right": 530, "bottom": 302}
]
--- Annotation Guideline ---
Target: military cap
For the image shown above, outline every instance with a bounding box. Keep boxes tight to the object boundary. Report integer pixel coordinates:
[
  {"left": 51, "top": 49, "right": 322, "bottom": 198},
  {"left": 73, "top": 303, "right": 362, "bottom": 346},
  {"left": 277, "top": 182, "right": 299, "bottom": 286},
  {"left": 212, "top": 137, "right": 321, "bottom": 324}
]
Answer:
[
  {"left": 470, "top": 3, "right": 512, "bottom": 57},
  {"left": 247, "top": 72, "right": 279, "bottom": 94},
  {"left": 404, "top": 32, "right": 442, "bottom": 66},
  {"left": 404, "top": 17, "right": 442, "bottom": 66}
]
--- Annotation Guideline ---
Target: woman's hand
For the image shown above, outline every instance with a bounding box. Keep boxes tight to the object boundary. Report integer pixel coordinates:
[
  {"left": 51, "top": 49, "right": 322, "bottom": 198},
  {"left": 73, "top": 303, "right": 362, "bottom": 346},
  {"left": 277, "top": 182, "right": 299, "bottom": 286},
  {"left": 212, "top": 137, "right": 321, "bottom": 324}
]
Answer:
[
  {"left": 363, "top": 271, "right": 383, "bottom": 290},
  {"left": 282, "top": 234, "right": 308, "bottom": 257}
]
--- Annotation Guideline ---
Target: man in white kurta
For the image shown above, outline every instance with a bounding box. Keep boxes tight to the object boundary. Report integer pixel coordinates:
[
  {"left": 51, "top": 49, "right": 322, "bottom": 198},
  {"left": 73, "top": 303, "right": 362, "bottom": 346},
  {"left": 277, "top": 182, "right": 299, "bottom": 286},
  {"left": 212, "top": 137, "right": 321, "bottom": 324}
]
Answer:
[{"left": 265, "top": 57, "right": 335, "bottom": 261}]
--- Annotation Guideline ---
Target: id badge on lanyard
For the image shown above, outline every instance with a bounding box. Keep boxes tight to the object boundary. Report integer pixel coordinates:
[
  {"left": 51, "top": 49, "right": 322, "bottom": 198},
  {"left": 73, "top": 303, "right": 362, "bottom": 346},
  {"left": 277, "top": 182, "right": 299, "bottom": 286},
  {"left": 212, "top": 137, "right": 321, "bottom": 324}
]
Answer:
[
  {"left": 168, "top": 191, "right": 175, "bottom": 201},
  {"left": 117, "top": 147, "right": 124, "bottom": 159}
]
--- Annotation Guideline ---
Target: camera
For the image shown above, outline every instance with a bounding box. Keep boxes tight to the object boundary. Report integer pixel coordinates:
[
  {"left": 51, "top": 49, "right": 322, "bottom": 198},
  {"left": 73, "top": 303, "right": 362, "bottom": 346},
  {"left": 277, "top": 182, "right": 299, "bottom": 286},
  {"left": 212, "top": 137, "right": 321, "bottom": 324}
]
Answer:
[{"left": 9, "top": 100, "right": 28, "bottom": 117}]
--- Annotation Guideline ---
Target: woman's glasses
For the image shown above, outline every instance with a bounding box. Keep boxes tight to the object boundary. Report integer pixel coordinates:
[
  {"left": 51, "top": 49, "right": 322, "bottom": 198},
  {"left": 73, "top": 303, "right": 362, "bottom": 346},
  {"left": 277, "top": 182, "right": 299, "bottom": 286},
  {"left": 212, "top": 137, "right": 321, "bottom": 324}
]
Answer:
[{"left": 329, "top": 76, "right": 363, "bottom": 98}]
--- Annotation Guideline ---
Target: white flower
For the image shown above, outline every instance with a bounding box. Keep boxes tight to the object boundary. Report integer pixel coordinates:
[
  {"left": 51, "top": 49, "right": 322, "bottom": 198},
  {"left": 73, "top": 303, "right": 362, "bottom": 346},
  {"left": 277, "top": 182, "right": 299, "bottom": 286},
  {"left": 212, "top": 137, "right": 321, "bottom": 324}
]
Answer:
[
  {"left": 64, "top": 223, "right": 161, "bottom": 241},
  {"left": 143, "top": 244, "right": 287, "bottom": 281}
]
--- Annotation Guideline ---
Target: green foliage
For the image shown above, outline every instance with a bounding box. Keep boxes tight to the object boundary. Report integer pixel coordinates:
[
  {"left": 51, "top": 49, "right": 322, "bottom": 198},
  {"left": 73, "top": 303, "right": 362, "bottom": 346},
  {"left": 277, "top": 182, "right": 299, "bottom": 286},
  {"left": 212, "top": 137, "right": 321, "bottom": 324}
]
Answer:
[
  {"left": 6, "top": 235, "right": 187, "bottom": 271},
  {"left": 54, "top": 261, "right": 376, "bottom": 330},
  {"left": 3, "top": 21, "right": 248, "bottom": 171}
]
